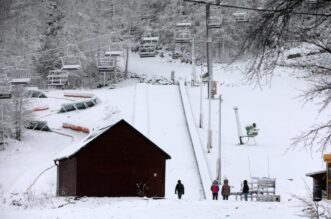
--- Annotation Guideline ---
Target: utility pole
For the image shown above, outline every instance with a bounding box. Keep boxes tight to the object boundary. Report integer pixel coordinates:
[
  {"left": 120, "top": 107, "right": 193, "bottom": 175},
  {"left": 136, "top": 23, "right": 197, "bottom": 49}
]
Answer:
[
  {"left": 217, "top": 95, "right": 223, "bottom": 182},
  {"left": 114, "top": 56, "right": 117, "bottom": 83},
  {"left": 199, "top": 65, "right": 203, "bottom": 128},
  {"left": 184, "top": 0, "right": 220, "bottom": 152},
  {"left": 125, "top": 46, "right": 129, "bottom": 79},
  {"left": 206, "top": 3, "right": 213, "bottom": 152},
  {"left": 1, "top": 102, "right": 4, "bottom": 151},
  {"left": 191, "top": 38, "right": 197, "bottom": 84},
  {"left": 206, "top": 4, "right": 213, "bottom": 100}
]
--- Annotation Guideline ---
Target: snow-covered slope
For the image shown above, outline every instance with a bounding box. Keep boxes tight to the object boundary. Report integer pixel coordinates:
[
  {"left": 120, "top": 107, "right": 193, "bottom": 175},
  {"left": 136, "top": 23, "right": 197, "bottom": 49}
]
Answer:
[{"left": 0, "top": 53, "right": 330, "bottom": 218}]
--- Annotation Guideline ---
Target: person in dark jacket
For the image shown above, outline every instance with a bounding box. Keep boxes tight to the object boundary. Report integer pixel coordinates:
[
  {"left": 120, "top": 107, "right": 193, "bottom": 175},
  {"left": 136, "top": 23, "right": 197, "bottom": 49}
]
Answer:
[
  {"left": 242, "top": 180, "right": 249, "bottom": 201},
  {"left": 221, "top": 179, "right": 231, "bottom": 200},
  {"left": 175, "top": 180, "right": 185, "bottom": 199},
  {"left": 211, "top": 180, "right": 219, "bottom": 200}
]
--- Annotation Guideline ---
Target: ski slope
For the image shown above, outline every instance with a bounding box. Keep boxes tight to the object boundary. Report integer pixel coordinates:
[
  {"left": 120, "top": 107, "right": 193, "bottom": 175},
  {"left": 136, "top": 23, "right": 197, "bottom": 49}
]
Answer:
[
  {"left": 0, "top": 53, "right": 330, "bottom": 218},
  {"left": 147, "top": 85, "right": 203, "bottom": 200}
]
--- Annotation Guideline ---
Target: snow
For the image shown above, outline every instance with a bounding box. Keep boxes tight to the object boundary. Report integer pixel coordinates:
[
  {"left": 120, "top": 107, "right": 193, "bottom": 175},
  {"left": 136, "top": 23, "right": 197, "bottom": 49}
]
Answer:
[
  {"left": 178, "top": 81, "right": 212, "bottom": 199},
  {"left": 0, "top": 52, "right": 330, "bottom": 218},
  {"left": 147, "top": 84, "right": 202, "bottom": 200}
]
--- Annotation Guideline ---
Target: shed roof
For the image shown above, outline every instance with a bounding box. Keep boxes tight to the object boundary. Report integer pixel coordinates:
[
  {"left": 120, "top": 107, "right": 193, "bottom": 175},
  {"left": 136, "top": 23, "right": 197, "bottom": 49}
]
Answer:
[
  {"left": 54, "top": 119, "right": 171, "bottom": 161},
  {"left": 306, "top": 170, "right": 326, "bottom": 177}
]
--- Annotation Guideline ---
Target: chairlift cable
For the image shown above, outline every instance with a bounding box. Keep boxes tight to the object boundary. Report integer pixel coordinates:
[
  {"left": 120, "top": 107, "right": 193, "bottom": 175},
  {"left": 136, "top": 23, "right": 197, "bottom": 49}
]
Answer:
[{"left": 183, "top": 0, "right": 331, "bottom": 17}]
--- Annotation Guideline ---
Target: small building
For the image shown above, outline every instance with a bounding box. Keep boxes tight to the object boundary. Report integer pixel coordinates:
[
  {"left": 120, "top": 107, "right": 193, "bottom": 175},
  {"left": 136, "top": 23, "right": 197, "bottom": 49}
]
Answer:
[
  {"left": 54, "top": 119, "right": 171, "bottom": 197},
  {"left": 306, "top": 153, "right": 331, "bottom": 201},
  {"left": 324, "top": 153, "right": 331, "bottom": 200},
  {"left": 306, "top": 170, "right": 326, "bottom": 201}
]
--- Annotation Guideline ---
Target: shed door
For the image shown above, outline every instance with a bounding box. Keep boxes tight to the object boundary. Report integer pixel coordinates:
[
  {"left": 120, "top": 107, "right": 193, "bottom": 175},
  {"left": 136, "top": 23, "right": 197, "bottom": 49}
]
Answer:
[{"left": 148, "top": 168, "right": 164, "bottom": 197}]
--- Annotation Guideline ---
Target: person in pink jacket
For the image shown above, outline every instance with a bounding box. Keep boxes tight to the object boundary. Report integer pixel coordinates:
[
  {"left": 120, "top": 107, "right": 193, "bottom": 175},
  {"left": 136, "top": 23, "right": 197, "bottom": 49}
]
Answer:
[{"left": 211, "top": 180, "right": 220, "bottom": 200}]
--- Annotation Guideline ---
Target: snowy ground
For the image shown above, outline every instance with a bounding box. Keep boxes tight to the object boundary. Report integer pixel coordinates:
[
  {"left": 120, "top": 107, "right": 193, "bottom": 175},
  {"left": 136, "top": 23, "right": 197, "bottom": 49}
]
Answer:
[{"left": 0, "top": 52, "right": 330, "bottom": 218}]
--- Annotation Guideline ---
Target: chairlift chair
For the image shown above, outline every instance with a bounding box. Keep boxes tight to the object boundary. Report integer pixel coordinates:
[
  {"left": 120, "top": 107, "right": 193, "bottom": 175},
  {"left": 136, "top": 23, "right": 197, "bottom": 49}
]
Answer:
[
  {"left": 0, "top": 84, "right": 11, "bottom": 99},
  {"left": 47, "top": 69, "right": 69, "bottom": 87},
  {"left": 0, "top": 72, "right": 11, "bottom": 99},
  {"left": 139, "top": 44, "right": 156, "bottom": 57},
  {"left": 233, "top": 12, "right": 249, "bottom": 22},
  {"left": 207, "top": 16, "right": 222, "bottom": 28},
  {"left": 61, "top": 56, "right": 81, "bottom": 70},
  {"left": 175, "top": 31, "right": 191, "bottom": 44},
  {"left": 97, "top": 56, "right": 115, "bottom": 71},
  {"left": 7, "top": 68, "right": 31, "bottom": 85}
]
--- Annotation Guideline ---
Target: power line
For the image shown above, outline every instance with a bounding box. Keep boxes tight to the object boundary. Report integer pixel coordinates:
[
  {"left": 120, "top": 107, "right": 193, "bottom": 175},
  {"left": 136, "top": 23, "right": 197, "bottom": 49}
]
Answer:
[{"left": 183, "top": 0, "right": 331, "bottom": 17}]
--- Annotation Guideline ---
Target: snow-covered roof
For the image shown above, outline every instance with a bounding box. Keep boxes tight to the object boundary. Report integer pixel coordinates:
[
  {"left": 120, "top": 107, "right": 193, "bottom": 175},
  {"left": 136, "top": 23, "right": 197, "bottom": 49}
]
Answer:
[
  {"left": 306, "top": 170, "right": 326, "bottom": 177},
  {"left": 54, "top": 122, "right": 114, "bottom": 161},
  {"left": 54, "top": 119, "right": 171, "bottom": 161}
]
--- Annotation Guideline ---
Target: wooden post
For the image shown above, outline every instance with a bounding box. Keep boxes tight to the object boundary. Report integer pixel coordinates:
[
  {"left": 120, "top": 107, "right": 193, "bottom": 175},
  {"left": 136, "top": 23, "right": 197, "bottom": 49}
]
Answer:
[
  {"left": 125, "top": 46, "right": 129, "bottom": 79},
  {"left": 324, "top": 154, "right": 331, "bottom": 200}
]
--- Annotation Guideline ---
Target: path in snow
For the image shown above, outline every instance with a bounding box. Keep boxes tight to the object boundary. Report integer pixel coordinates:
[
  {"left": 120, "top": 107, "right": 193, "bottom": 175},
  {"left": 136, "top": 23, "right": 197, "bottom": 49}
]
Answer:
[{"left": 147, "top": 85, "right": 203, "bottom": 200}]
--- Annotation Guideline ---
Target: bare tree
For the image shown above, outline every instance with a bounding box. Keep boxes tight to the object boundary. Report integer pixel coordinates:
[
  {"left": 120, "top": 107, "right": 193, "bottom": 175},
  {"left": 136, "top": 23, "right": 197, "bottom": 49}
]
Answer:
[
  {"left": 240, "top": 0, "right": 331, "bottom": 151},
  {"left": 293, "top": 191, "right": 331, "bottom": 219}
]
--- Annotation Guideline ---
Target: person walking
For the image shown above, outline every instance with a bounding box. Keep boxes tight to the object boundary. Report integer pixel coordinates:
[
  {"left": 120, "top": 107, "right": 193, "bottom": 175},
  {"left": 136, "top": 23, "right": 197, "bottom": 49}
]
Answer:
[
  {"left": 221, "top": 179, "right": 231, "bottom": 200},
  {"left": 211, "top": 180, "right": 219, "bottom": 200},
  {"left": 242, "top": 180, "right": 249, "bottom": 201},
  {"left": 175, "top": 180, "right": 185, "bottom": 199}
]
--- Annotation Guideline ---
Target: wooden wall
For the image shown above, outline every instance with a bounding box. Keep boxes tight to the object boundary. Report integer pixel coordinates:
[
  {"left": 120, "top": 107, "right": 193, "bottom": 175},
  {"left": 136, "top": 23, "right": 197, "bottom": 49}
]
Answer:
[{"left": 58, "top": 157, "right": 77, "bottom": 196}]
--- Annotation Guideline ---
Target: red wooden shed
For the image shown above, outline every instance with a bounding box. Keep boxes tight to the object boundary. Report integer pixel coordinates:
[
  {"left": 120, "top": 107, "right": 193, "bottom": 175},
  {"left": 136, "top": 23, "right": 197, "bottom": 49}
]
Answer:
[{"left": 54, "top": 119, "right": 171, "bottom": 197}]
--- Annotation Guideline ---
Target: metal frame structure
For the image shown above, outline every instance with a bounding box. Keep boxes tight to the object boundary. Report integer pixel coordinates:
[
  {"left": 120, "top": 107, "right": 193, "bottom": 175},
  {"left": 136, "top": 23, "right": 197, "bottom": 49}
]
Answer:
[
  {"left": 139, "top": 44, "right": 157, "bottom": 57},
  {"left": 6, "top": 68, "right": 31, "bottom": 85},
  {"left": 47, "top": 69, "right": 69, "bottom": 88},
  {"left": 61, "top": 56, "right": 81, "bottom": 70},
  {"left": 97, "top": 56, "right": 115, "bottom": 71},
  {"left": 175, "top": 22, "right": 192, "bottom": 44}
]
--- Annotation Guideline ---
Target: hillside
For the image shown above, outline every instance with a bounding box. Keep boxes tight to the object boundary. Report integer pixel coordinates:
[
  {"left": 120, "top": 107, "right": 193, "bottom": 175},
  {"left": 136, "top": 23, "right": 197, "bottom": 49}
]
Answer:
[
  {"left": 0, "top": 0, "right": 267, "bottom": 77},
  {"left": 0, "top": 53, "right": 330, "bottom": 218}
]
